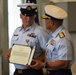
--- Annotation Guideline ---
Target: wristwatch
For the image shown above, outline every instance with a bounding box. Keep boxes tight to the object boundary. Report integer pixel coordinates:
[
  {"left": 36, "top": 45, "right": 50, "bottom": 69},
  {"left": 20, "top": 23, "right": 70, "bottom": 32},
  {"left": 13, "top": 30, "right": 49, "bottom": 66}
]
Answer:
[{"left": 45, "top": 62, "right": 49, "bottom": 68}]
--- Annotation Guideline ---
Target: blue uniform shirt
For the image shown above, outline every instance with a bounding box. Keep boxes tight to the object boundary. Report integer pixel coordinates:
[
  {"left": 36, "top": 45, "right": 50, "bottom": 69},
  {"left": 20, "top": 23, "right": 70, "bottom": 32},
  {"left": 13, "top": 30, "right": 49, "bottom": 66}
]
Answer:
[
  {"left": 11, "top": 24, "right": 49, "bottom": 69},
  {"left": 46, "top": 25, "right": 74, "bottom": 69}
]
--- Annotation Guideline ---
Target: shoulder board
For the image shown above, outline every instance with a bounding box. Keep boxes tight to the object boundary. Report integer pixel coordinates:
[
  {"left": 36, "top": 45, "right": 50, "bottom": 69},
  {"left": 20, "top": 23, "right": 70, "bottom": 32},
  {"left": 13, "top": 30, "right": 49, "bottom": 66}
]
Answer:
[{"left": 59, "top": 32, "right": 65, "bottom": 38}]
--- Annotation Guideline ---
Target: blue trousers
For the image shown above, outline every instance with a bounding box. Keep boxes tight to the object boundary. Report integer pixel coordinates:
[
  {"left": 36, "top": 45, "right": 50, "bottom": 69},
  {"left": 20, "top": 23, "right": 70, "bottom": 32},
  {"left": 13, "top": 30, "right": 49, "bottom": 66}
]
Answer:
[
  {"left": 46, "top": 69, "right": 72, "bottom": 75},
  {"left": 14, "top": 69, "right": 44, "bottom": 75}
]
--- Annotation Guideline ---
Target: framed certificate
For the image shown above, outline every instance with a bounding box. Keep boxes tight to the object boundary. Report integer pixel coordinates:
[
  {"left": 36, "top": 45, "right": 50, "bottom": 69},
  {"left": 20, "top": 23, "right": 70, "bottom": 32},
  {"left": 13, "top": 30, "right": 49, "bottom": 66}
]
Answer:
[{"left": 9, "top": 45, "right": 35, "bottom": 65}]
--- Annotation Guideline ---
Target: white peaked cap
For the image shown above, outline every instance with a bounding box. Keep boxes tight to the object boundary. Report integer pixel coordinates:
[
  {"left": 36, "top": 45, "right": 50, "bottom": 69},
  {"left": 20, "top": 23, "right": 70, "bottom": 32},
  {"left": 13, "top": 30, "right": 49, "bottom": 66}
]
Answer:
[
  {"left": 17, "top": 3, "right": 38, "bottom": 9},
  {"left": 42, "top": 5, "right": 67, "bottom": 20}
]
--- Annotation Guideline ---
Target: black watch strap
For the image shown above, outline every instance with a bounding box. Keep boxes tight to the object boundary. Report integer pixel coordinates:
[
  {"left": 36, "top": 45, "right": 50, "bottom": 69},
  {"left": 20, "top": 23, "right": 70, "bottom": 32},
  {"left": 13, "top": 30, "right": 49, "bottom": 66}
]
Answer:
[{"left": 45, "top": 62, "right": 49, "bottom": 68}]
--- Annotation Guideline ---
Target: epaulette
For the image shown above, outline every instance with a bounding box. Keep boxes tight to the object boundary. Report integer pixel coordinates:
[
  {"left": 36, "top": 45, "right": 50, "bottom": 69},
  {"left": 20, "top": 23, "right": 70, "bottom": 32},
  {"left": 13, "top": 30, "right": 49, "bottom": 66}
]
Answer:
[{"left": 59, "top": 32, "right": 65, "bottom": 38}]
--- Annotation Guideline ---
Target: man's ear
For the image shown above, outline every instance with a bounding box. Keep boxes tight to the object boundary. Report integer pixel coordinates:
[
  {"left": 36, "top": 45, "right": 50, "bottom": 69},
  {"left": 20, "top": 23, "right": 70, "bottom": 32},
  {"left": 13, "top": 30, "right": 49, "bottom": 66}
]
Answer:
[{"left": 50, "top": 20, "right": 54, "bottom": 26}]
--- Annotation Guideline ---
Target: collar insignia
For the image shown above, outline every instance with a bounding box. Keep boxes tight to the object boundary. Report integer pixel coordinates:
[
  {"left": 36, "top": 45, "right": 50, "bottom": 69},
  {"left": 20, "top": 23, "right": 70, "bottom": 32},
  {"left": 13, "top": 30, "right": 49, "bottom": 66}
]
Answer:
[{"left": 59, "top": 32, "right": 65, "bottom": 38}]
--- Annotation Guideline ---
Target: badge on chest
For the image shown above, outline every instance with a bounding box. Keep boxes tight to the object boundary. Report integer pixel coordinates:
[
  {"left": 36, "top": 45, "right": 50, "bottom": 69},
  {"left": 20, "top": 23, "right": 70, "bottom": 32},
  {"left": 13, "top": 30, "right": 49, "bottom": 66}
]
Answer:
[{"left": 27, "top": 33, "right": 36, "bottom": 38}]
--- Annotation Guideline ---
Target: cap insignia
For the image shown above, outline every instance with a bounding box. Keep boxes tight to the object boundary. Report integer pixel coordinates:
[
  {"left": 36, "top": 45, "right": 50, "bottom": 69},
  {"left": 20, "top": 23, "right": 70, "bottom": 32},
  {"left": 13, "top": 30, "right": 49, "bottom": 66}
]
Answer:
[
  {"left": 27, "top": 6, "right": 32, "bottom": 10},
  {"left": 42, "top": 15, "right": 50, "bottom": 19},
  {"left": 59, "top": 32, "right": 65, "bottom": 38}
]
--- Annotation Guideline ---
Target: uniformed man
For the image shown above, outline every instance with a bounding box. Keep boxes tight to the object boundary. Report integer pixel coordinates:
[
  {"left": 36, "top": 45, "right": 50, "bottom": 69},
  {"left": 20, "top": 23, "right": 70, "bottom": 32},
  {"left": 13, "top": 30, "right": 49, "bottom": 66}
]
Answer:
[
  {"left": 30, "top": 5, "right": 74, "bottom": 75},
  {"left": 4, "top": 2, "right": 49, "bottom": 75}
]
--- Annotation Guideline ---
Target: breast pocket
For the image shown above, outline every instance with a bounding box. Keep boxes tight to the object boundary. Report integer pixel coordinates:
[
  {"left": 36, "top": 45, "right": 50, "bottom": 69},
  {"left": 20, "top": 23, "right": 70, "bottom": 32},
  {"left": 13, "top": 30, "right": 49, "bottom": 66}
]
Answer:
[
  {"left": 11, "top": 36, "right": 19, "bottom": 46},
  {"left": 12, "top": 36, "right": 19, "bottom": 41},
  {"left": 46, "top": 44, "right": 54, "bottom": 51},
  {"left": 29, "top": 38, "right": 37, "bottom": 47},
  {"left": 46, "top": 44, "right": 55, "bottom": 58}
]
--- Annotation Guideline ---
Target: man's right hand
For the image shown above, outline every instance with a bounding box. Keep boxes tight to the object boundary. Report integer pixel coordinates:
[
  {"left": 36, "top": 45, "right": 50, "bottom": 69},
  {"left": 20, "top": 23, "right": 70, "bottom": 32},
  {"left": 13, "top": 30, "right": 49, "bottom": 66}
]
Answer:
[
  {"left": 29, "top": 59, "right": 45, "bottom": 70},
  {"left": 4, "top": 48, "right": 12, "bottom": 61}
]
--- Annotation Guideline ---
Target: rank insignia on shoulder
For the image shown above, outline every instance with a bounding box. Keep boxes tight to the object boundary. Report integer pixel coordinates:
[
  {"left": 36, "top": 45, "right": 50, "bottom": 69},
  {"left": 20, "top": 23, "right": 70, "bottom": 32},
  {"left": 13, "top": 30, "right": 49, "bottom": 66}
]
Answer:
[
  {"left": 59, "top": 32, "right": 65, "bottom": 38},
  {"left": 27, "top": 33, "right": 36, "bottom": 38}
]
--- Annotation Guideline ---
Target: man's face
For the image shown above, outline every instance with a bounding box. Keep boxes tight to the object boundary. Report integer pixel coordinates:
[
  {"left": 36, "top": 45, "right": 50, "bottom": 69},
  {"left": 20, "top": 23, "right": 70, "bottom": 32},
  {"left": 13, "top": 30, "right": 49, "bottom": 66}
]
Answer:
[
  {"left": 20, "top": 13, "right": 36, "bottom": 27},
  {"left": 45, "top": 19, "right": 52, "bottom": 30}
]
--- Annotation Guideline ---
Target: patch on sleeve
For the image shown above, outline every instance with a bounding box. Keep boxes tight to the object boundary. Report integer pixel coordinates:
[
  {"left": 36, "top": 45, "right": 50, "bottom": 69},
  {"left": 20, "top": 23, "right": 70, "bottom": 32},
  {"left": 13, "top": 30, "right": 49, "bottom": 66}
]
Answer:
[{"left": 59, "top": 32, "right": 65, "bottom": 38}]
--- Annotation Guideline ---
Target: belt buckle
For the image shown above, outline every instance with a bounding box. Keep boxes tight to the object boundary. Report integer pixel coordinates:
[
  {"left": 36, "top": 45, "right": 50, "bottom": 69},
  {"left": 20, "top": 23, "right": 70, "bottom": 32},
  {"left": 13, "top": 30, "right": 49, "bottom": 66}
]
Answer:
[
  {"left": 18, "top": 70, "right": 23, "bottom": 74},
  {"left": 47, "top": 70, "right": 50, "bottom": 74}
]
